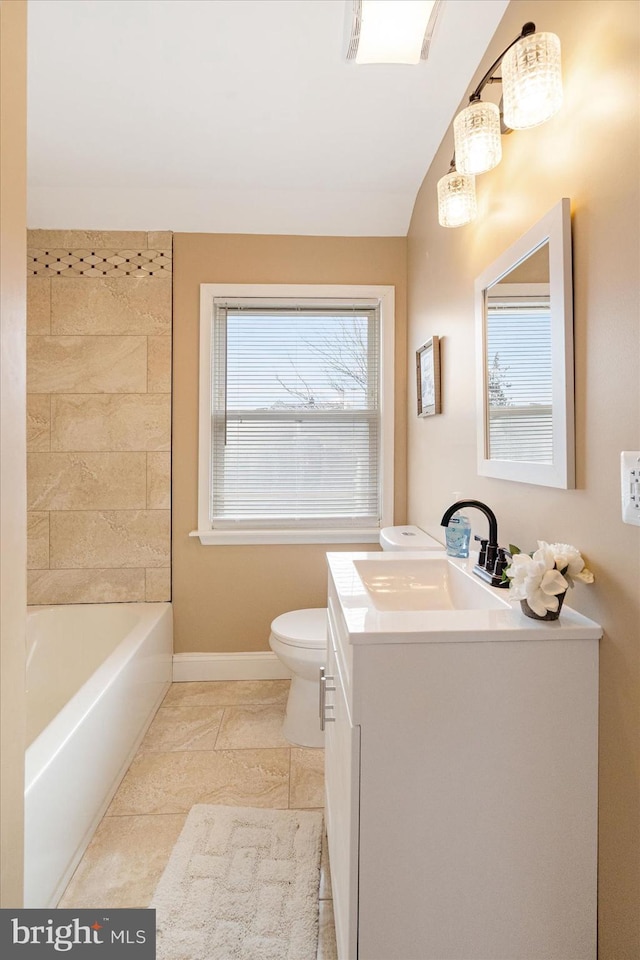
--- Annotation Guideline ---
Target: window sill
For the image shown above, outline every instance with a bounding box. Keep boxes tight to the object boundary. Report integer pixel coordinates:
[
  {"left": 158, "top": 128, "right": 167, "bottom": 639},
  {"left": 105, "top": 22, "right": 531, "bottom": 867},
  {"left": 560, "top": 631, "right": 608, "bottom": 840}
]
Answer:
[{"left": 189, "top": 529, "right": 381, "bottom": 546}]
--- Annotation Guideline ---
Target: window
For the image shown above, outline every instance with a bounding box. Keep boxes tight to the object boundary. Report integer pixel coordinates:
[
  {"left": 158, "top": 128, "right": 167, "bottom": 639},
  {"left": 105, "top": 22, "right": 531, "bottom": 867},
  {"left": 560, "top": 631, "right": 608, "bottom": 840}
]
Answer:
[{"left": 193, "top": 285, "right": 395, "bottom": 544}]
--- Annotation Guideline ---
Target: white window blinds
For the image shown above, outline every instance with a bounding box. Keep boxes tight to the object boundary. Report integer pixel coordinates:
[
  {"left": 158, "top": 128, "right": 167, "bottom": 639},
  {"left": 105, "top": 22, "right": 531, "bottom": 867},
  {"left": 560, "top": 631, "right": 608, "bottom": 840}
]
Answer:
[
  {"left": 210, "top": 304, "right": 381, "bottom": 530},
  {"left": 486, "top": 297, "right": 553, "bottom": 463}
]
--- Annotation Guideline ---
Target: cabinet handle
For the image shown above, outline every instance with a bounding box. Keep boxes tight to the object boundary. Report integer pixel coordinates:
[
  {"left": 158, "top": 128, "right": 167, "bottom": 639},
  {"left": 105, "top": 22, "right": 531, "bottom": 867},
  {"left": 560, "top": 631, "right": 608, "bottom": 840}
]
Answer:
[
  {"left": 320, "top": 708, "right": 335, "bottom": 731},
  {"left": 319, "top": 667, "right": 336, "bottom": 730}
]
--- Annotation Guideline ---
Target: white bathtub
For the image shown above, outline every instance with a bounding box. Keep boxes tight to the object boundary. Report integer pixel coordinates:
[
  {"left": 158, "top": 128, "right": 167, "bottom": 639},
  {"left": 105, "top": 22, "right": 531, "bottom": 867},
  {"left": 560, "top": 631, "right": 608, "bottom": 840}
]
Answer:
[{"left": 24, "top": 602, "right": 173, "bottom": 908}]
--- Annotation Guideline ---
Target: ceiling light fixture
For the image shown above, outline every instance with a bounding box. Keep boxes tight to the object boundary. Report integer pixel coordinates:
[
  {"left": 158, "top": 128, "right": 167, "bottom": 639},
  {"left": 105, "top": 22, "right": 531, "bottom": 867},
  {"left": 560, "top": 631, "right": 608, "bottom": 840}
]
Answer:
[
  {"left": 439, "top": 22, "right": 563, "bottom": 227},
  {"left": 345, "top": 0, "right": 442, "bottom": 65}
]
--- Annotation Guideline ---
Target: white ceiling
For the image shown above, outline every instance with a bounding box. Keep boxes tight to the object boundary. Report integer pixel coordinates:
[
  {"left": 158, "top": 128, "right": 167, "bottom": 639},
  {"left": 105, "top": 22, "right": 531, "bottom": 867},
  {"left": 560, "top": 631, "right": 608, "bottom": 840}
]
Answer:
[{"left": 27, "top": 0, "right": 509, "bottom": 235}]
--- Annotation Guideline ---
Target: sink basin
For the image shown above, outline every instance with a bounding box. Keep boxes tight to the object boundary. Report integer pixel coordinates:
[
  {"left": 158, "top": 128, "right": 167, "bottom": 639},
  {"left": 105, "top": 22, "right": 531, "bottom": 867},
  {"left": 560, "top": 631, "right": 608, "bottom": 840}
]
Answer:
[
  {"left": 353, "top": 558, "right": 510, "bottom": 612},
  {"left": 327, "top": 551, "right": 602, "bottom": 645}
]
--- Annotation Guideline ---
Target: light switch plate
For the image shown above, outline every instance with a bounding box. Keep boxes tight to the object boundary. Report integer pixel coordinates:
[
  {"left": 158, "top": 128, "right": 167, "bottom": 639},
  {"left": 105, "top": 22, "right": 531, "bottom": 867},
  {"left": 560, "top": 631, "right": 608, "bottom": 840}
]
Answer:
[{"left": 621, "top": 451, "right": 640, "bottom": 525}]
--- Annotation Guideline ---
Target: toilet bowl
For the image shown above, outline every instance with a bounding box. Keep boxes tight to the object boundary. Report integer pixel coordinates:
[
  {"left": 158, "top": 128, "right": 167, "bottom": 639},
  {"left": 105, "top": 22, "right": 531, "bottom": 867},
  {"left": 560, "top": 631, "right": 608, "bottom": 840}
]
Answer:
[
  {"left": 269, "top": 526, "right": 445, "bottom": 748},
  {"left": 269, "top": 608, "right": 327, "bottom": 748}
]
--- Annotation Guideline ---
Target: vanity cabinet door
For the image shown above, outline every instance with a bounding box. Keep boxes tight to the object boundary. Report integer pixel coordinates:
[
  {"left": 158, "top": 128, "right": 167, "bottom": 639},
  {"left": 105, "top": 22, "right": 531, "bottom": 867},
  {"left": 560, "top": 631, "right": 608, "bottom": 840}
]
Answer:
[{"left": 324, "top": 633, "right": 360, "bottom": 960}]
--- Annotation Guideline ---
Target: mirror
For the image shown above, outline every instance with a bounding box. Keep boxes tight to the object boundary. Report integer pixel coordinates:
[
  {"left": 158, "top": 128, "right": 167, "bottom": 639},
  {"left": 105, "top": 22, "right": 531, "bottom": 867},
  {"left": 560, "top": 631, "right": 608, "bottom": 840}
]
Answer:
[{"left": 475, "top": 199, "right": 574, "bottom": 488}]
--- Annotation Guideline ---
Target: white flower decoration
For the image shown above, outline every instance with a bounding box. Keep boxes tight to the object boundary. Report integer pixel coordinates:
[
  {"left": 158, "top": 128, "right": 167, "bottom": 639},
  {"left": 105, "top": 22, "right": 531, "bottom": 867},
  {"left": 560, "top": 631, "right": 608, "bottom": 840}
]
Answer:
[
  {"left": 505, "top": 540, "right": 593, "bottom": 617},
  {"left": 542, "top": 541, "right": 595, "bottom": 585}
]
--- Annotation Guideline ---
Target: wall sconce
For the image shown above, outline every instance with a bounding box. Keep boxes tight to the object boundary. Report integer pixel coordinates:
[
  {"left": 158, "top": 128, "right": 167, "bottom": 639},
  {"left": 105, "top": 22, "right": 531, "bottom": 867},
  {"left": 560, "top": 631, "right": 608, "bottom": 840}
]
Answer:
[
  {"left": 345, "top": 0, "right": 442, "bottom": 65},
  {"left": 438, "top": 22, "right": 563, "bottom": 227},
  {"left": 502, "top": 31, "right": 563, "bottom": 129},
  {"left": 453, "top": 100, "right": 502, "bottom": 176},
  {"left": 437, "top": 165, "right": 477, "bottom": 228}
]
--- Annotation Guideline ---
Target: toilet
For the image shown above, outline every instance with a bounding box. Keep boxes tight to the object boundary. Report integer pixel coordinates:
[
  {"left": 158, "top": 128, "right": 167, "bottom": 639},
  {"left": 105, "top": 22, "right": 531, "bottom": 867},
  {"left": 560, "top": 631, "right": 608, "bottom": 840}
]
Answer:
[
  {"left": 269, "top": 525, "right": 444, "bottom": 747},
  {"left": 269, "top": 608, "right": 328, "bottom": 748}
]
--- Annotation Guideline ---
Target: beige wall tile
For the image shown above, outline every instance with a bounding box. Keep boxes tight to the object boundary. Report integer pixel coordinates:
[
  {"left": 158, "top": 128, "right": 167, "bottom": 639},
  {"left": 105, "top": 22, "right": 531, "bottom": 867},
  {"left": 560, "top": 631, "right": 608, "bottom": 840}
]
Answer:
[
  {"left": 51, "top": 278, "right": 171, "bottom": 336},
  {"left": 27, "top": 568, "right": 146, "bottom": 605},
  {"left": 27, "top": 512, "right": 49, "bottom": 569},
  {"left": 50, "top": 510, "right": 170, "bottom": 568},
  {"left": 51, "top": 394, "right": 170, "bottom": 451},
  {"left": 28, "top": 335, "right": 147, "bottom": 394},
  {"left": 26, "top": 229, "right": 173, "bottom": 611},
  {"left": 27, "top": 277, "right": 50, "bottom": 334},
  {"left": 147, "top": 335, "right": 171, "bottom": 392},
  {"left": 147, "top": 452, "right": 170, "bottom": 509},
  {"left": 27, "top": 395, "right": 51, "bottom": 451},
  {"left": 28, "top": 452, "right": 147, "bottom": 511},
  {"left": 28, "top": 230, "right": 148, "bottom": 250},
  {"left": 145, "top": 567, "right": 171, "bottom": 602},
  {"left": 147, "top": 231, "right": 173, "bottom": 249}
]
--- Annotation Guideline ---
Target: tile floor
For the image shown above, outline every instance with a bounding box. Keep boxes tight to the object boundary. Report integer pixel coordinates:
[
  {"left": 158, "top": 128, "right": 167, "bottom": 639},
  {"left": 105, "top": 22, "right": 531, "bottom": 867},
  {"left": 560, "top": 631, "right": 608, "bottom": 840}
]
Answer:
[{"left": 59, "top": 679, "right": 337, "bottom": 959}]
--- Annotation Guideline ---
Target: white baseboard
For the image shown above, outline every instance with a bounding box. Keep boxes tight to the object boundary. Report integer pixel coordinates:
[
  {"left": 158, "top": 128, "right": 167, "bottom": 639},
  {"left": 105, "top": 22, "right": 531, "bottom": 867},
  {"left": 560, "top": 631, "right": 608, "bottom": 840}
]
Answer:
[{"left": 172, "top": 651, "right": 291, "bottom": 682}]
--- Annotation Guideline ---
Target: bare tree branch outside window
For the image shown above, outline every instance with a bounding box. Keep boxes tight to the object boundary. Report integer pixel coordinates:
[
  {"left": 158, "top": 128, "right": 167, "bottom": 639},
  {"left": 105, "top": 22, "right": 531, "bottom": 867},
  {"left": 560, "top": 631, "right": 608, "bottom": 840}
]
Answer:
[
  {"left": 488, "top": 352, "right": 512, "bottom": 407},
  {"left": 274, "top": 320, "right": 368, "bottom": 409}
]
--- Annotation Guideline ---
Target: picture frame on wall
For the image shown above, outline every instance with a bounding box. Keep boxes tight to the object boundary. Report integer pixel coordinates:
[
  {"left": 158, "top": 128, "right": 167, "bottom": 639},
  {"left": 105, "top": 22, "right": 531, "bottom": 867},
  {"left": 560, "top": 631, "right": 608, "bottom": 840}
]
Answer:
[{"left": 416, "top": 336, "right": 441, "bottom": 417}]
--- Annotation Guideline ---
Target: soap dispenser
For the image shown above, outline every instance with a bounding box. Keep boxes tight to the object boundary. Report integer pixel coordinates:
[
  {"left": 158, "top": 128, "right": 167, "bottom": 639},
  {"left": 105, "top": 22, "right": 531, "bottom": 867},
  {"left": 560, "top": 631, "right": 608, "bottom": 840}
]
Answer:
[{"left": 444, "top": 493, "right": 471, "bottom": 558}]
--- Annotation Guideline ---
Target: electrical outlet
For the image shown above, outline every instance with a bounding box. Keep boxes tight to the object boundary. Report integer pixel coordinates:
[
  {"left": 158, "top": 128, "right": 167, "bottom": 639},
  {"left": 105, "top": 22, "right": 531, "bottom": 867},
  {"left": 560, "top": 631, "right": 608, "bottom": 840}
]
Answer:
[{"left": 621, "top": 452, "right": 640, "bottom": 525}]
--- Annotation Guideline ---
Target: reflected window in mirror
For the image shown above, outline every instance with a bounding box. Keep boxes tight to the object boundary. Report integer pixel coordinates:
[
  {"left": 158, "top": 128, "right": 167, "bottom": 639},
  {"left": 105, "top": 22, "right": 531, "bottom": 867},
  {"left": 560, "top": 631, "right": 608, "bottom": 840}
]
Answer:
[
  {"left": 475, "top": 199, "right": 574, "bottom": 488},
  {"left": 486, "top": 242, "right": 551, "bottom": 462}
]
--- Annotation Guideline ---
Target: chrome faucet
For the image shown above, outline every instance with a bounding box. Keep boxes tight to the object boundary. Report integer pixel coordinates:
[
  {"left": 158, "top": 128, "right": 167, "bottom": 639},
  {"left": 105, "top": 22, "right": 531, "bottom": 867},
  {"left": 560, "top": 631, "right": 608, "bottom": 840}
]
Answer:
[{"left": 440, "top": 499, "right": 509, "bottom": 588}]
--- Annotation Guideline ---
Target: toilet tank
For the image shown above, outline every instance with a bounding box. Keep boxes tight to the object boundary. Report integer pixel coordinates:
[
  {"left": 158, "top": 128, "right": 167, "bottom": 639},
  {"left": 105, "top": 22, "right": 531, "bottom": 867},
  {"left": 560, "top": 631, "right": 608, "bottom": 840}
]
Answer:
[{"left": 380, "top": 525, "right": 445, "bottom": 551}]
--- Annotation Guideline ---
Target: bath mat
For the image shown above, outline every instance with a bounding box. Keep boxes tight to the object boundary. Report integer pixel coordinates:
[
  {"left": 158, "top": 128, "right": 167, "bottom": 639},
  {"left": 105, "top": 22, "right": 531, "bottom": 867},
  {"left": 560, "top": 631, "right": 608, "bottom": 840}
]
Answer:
[{"left": 150, "top": 805, "right": 323, "bottom": 960}]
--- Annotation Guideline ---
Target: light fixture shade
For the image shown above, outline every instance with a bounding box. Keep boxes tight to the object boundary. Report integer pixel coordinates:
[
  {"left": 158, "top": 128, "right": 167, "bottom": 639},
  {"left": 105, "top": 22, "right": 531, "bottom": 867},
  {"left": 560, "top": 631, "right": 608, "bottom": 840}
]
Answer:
[
  {"left": 453, "top": 101, "right": 502, "bottom": 175},
  {"left": 501, "top": 31, "right": 563, "bottom": 130},
  {"left": 437, "top": 171, "right": 477, "bottom": 228},
  {"left": 347, "top": 0, "right": 439, "bottom": 65}
]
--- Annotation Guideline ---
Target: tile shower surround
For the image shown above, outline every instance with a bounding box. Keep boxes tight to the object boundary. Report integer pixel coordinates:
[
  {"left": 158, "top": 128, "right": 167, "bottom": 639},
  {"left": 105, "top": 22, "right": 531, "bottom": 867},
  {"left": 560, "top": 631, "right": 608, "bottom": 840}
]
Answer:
[{"left": 26, "top": 230, "right": 172, "bottom": 604}]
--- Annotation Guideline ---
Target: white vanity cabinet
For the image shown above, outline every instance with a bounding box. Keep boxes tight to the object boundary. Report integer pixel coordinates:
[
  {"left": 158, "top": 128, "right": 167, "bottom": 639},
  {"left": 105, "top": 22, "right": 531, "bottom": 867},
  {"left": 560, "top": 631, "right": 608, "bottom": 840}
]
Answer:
[
  {"left": 323, "top": 616, "right": 360, "bottom": 959},
  {"left": 324, "top": 556, "right": 600, "bottom": 960}
]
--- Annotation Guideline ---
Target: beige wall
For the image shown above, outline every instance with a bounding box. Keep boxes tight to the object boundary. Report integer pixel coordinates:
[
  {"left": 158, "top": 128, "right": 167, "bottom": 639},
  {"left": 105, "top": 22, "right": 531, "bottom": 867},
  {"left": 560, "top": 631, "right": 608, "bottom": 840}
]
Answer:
[
  {"left": 26, "top": 230, "right": 172, "bottom": 604},
  {"left": 406, "top": 2, "right": 639, "bottom": 956},
  {"left": 172, "top": 234, "right": 407, "bottom": 653},
  {"left": 0, "top": 0, "right": 27, "bottom": 907}
]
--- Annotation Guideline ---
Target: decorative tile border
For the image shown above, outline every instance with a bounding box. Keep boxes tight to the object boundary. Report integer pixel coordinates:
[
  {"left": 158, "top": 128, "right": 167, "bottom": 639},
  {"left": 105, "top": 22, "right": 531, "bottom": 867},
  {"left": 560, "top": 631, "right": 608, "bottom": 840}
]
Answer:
[{"left": 28, "top": 248, "right": 172, "bottom": 277}]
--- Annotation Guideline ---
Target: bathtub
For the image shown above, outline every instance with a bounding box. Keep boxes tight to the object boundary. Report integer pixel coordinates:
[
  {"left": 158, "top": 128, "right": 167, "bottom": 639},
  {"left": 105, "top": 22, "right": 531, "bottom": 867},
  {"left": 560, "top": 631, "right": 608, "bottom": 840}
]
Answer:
[{"left": 24, "top": 602, "right": 173, "bottom": 908}]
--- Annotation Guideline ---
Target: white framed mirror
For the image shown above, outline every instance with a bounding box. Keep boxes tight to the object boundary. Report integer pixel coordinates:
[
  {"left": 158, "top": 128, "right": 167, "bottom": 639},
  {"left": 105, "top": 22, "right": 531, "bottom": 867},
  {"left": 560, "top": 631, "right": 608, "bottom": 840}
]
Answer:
[{"left": 475, "top": 198, "right": 574, "bottom": 488}]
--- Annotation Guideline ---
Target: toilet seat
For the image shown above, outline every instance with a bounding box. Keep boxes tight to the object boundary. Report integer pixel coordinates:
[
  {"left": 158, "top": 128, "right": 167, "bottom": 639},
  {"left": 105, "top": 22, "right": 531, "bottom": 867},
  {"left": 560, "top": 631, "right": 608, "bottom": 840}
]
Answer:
[{"left": 270, "top": 608, "right": 326, "bottom": 649}]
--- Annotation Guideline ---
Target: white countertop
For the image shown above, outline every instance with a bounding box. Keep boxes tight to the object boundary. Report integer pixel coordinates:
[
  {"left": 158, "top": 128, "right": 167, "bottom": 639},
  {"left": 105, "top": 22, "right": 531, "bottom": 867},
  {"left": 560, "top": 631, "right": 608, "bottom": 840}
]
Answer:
[{"left": 327, "top": 551, "right": 603, "bottom": 644}]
